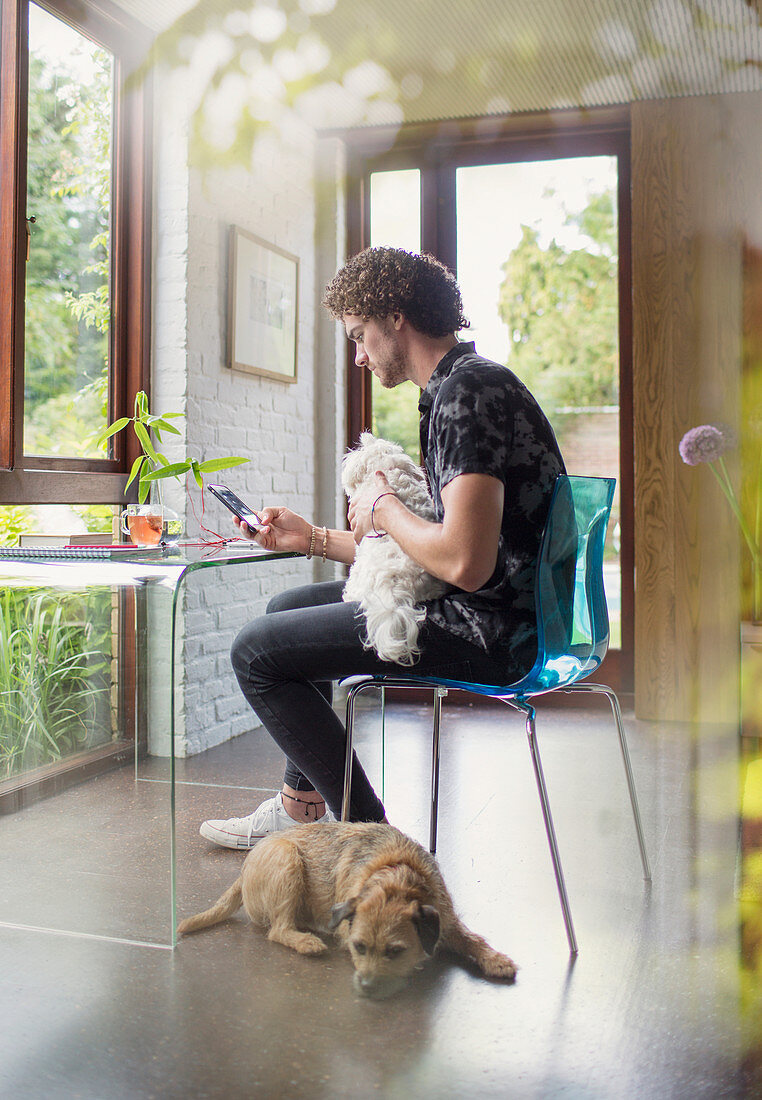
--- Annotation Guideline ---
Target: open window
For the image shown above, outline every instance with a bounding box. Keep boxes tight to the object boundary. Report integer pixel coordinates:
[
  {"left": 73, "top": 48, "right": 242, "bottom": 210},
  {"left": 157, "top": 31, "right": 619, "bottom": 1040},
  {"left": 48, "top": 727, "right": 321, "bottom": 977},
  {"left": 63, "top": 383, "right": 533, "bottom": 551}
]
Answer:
[
  {"left": 0, "top": 0, "right": 152, "bottom": 802},
  {"left": 0, "top": 0, "right": 152, "bottom": 503}
]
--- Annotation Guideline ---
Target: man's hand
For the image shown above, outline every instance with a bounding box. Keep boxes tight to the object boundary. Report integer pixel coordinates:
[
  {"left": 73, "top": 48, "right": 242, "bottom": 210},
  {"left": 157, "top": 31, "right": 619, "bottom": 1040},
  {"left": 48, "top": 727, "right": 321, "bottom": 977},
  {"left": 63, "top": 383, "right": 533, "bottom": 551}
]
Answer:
[
  {"left": 347, "top": 471, "right": 395, "bottom": 543},
  {"left": 234, "top": 507, "right": 359, "bottom": 565},
  {"left": 234, "top": 507, "right": 311, "bottom": 554}
]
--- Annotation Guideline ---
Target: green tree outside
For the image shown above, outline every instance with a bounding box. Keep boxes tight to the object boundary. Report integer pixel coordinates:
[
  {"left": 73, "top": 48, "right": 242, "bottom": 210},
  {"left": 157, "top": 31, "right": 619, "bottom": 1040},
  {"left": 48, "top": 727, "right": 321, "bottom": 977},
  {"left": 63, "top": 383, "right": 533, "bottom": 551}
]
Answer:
[
  {"left": 371, "top": 377, "right": 421, "bottom": 461},
  {"left": 497, "top": 188, "right": 618, "bottom": 413},
  {"left": 2, "top": 16, "right": 116, "bottom": 545},
  {"left": 24, "top": 26, "right": 113, "bottom": 459},
  {"left": 498, "top": 187, "right": 621, "bottom": 592}
]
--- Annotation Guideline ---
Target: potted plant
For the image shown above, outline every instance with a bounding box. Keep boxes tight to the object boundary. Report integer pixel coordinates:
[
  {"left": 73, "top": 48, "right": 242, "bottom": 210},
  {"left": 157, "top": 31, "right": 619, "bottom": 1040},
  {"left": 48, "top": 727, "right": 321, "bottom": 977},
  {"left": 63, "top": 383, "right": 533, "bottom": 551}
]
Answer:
[{"left": 97, "top": 391, "right": 249, "bottom": 544}]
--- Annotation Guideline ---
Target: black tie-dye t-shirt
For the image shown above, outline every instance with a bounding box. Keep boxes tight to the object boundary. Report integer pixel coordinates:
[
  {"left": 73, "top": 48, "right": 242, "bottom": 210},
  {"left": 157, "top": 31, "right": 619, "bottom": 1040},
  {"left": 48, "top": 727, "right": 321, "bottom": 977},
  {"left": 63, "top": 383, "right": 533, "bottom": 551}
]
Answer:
[{"left": 418, "top": 342, "right": 566, "bottom": 674}]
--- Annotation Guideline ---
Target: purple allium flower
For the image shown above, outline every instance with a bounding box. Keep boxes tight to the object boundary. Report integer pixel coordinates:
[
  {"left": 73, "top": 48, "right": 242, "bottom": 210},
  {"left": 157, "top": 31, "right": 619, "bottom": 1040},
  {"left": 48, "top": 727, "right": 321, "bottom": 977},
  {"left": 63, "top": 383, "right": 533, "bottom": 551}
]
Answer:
[{"left": 678, "top": 425, "right": 729, "bottom": 466}]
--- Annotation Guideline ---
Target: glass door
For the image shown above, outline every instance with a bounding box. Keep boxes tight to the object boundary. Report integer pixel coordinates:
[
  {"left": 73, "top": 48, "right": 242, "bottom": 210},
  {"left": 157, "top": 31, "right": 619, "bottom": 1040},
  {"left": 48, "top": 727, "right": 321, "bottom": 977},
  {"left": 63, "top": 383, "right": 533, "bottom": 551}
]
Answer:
[
  {"left": 367, "top": 168, "right": 422, "bottom": 460},
  {"left": 347, "top": 120, "right": 633, "bottom": 689},
  {"left": 456, "top": 156, "right": 622, "bottom": 649}
]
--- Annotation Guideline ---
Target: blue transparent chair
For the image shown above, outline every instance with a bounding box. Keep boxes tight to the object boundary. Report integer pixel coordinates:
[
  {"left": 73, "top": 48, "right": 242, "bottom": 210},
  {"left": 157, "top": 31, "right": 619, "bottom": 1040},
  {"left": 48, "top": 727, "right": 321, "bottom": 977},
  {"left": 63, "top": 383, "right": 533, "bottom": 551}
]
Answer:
[{"left": 340, "top": 475, "right": 651, "bottom": 954}]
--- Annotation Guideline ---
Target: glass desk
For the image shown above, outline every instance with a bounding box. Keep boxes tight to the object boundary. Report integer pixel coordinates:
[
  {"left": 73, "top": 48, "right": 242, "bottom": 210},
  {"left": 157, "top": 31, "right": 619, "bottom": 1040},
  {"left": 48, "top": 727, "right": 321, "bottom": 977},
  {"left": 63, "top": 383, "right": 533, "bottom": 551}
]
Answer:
[{"left": 0, "top": 542, "right": 297, "bottom": 949}]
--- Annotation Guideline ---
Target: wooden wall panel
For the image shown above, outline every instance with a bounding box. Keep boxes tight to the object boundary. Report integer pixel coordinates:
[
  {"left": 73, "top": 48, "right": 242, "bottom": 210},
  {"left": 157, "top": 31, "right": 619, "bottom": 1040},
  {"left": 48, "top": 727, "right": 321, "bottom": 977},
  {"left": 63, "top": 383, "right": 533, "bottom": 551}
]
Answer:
[
  {"left": 632, "top": 93, "right": 762, "bottom": 722},
  {"left": 631, "top": 103, "right": 681, "bottom": 719}
]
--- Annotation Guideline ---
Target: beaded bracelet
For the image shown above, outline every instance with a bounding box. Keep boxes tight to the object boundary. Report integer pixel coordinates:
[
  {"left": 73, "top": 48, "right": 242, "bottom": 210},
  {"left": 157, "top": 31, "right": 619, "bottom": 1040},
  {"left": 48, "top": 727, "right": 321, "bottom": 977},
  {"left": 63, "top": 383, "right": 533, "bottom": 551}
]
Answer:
[{"left": 306, "top": 525, "right": 328, "bottom": 561}]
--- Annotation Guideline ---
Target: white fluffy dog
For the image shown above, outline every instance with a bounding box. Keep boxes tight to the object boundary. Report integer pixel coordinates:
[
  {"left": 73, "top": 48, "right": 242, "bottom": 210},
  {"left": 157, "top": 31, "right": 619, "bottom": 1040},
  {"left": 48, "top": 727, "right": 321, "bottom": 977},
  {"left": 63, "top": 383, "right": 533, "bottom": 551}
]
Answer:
[{"left": 341, "top": 433, "right": 448, "bottom": 665}]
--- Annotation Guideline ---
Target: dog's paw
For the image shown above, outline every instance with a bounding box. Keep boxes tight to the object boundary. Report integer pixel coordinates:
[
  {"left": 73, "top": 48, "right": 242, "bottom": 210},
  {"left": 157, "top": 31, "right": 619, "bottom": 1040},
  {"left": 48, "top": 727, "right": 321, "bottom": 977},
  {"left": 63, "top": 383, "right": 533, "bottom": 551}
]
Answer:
[
  {"left": 269, "top": 928, "right": 328, "bottom": 956},
  {"left": 294, "top": 933, "right": 328, "bottom": 956},
  {"left": 480, "top": 950, "right": 518, "bottom": 982}
]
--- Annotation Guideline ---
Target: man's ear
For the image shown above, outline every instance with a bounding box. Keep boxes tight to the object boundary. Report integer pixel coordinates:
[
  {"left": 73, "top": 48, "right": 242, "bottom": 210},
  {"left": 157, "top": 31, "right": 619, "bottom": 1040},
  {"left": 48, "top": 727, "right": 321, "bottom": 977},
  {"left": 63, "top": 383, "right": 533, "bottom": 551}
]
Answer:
[
  {"left": 412, "top": 903, "right": 441, "bottom": 956},
  {"left": 329, "top": 898, "right": 358, "bottom": 930},
  {"left": 391, "top": 311, "right": 405, "bottom": 331}
]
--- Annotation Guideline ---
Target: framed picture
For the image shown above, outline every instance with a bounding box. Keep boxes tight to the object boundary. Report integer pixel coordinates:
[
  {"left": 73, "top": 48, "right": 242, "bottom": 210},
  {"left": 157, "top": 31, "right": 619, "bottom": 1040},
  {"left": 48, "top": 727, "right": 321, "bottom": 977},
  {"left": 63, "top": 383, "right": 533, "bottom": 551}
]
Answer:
[{"left": 228, "top": 227, "right": 298, "bottom": 382}]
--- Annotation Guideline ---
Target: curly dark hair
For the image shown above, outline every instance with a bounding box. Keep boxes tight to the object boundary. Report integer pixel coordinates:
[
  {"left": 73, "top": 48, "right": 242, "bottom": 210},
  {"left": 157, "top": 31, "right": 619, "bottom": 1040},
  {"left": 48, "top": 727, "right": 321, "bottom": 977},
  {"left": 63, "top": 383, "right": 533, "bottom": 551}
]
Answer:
[{"left": 322, "top": 247, "right": 470, "bottom": 337}]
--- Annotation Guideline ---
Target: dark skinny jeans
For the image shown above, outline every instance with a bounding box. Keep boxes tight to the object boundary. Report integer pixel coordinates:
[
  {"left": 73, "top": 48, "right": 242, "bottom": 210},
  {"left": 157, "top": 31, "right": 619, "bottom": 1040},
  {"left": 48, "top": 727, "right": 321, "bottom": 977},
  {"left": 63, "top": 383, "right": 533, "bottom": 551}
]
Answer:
[{"left": 231, "top": 580, "right": 524, "bottom": 822}]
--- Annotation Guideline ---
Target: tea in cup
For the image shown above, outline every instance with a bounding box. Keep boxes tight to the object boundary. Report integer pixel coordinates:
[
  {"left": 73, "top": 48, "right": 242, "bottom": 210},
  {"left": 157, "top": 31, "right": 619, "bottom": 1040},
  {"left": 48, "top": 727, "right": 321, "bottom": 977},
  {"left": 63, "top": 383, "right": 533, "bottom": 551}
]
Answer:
[{"left": 121, "top": 504, "right": 165, "bottom": 547}]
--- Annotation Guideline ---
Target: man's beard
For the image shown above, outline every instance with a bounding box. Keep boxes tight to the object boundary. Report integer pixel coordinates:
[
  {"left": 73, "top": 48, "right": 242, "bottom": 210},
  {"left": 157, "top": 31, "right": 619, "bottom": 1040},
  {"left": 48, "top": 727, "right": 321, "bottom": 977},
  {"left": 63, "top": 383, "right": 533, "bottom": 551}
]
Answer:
[{"left": 375, "top": 349, "right": 408, "bottom": 389}]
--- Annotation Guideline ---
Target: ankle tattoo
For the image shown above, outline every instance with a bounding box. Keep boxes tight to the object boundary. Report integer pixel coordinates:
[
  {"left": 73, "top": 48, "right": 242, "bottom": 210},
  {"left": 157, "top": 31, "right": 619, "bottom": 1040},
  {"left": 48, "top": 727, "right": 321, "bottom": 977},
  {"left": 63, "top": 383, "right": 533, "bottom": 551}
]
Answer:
[{"left": 282, "top": 791, "right": 325, "bottom": 820}]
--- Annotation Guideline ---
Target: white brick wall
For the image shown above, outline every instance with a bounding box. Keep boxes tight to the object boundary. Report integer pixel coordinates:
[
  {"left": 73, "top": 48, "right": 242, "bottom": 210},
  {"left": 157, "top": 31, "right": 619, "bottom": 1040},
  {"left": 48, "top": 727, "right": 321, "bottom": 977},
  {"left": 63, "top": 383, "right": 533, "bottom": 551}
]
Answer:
[{"left": 150, "top": 70, "right": 346, "bottom": 757}]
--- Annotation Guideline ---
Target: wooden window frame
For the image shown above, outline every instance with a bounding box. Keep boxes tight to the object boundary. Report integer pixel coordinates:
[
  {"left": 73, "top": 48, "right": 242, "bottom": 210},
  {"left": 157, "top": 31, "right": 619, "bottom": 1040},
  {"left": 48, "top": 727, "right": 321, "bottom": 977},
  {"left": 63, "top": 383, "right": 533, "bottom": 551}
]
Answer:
[
  {"left": 0, "top": 0, "right": 152, "bottom": 506},
  {"left": 0, "top": 0, "right": 152, "bottom": 806},
  {"left": 341, "top": 106, "right": 634, "bottom": 691}
]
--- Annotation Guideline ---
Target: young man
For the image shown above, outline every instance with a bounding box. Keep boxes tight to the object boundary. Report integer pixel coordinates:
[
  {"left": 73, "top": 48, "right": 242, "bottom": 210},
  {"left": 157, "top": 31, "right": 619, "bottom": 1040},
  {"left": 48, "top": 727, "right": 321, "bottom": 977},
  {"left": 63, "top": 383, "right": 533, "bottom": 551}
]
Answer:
[{"left": 200, "top": 247, "right": 565, "bottom": 849}]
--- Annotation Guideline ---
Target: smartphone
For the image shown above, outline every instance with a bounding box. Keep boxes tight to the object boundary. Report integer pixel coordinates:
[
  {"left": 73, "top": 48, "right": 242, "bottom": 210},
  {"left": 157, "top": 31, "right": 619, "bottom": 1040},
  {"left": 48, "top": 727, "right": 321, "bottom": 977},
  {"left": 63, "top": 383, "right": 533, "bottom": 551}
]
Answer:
[{"left": 207, "top": 484, "right": 263, "bottom": 530}]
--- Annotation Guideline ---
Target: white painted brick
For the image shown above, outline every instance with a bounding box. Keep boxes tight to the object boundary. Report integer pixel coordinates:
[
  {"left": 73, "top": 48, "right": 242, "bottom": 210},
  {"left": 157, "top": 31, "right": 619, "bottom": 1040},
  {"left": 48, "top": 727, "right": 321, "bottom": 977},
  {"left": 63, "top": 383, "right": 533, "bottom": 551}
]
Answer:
[
  {"left": 188, "top": 702, "right": 216, "bottom": 730},
  {"left": 214, "top": 695, "right": 242, "bottom": 723},
  {"left": 147, "top": 95, "right": 344, "bottom": 756},
  {"left": 273, "top": 473, "right": 299, "bottom": 495},
  {"left": 229, "top": 713, "right": 259, "bottom": 739}
]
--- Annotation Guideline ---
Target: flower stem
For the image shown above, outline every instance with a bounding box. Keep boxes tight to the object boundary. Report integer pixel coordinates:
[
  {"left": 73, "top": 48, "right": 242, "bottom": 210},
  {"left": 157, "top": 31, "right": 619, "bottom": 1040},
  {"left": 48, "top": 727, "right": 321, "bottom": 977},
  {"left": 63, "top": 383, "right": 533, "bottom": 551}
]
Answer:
[
  {"left": 755, "top": 447, "right": 762, "bottom": 621},
  {"left": 711, "top": 459, "right": 762, "bottom": 591}
]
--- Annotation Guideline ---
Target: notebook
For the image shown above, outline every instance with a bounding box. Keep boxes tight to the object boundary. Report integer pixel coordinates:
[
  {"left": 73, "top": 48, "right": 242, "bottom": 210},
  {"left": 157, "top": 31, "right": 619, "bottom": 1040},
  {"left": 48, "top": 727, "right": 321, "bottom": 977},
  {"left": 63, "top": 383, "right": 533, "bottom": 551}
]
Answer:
[
  {"left": 17, "top": 533, "right": 111, "bottom": 548},
  {"left": 0, "top": 544, "right": 156, "bottom": 560}
]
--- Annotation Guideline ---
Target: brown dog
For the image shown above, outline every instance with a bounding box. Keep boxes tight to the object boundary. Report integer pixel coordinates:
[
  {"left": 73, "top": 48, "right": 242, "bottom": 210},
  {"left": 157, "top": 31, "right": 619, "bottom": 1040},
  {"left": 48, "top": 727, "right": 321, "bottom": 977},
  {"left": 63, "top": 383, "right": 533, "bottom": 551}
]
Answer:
[{"left": 179, "top": 821, "right": 517, "bottom": 998}]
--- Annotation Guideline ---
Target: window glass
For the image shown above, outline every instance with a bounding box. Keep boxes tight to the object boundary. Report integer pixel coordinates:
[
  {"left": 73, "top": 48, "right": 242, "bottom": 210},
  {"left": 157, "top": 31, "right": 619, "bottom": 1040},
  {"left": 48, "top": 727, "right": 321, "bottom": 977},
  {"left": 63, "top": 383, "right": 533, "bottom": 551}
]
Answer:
[
  {"left": 24, "top": 2, "right": 114, "bottom": 459},
  {"left": 369, "top": 169, "right": 421, "bottom": 250},
  {"left": 0, "top": 502, "right": 120, "bottom": 780},
  {"left": 0, "top": 503, "right": 117, "bottom": 547},
  {"left": 369, "top": 169, "right": 421, "bottom": 460},
  {"left": 0, "top": 580, "right": 117, "bottom": 778},
  {"left": 456, "top": 156, "right": 621, "bottom": 645}
]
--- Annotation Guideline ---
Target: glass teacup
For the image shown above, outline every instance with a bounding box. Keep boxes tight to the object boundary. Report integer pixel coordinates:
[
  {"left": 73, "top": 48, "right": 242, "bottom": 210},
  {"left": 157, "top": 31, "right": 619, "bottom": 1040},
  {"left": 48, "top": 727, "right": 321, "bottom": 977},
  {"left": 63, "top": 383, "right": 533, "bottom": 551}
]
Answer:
[{"left": 120, "top": 504, "right": 180, "bottom": 547}]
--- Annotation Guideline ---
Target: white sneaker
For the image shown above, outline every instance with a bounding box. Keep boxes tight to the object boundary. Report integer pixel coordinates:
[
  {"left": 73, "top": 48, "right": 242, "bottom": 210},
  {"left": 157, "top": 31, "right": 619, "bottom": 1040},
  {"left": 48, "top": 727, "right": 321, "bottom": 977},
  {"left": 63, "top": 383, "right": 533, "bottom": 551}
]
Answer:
[{"left": 199, "top": 793, "right": 336, "bottom": 849}]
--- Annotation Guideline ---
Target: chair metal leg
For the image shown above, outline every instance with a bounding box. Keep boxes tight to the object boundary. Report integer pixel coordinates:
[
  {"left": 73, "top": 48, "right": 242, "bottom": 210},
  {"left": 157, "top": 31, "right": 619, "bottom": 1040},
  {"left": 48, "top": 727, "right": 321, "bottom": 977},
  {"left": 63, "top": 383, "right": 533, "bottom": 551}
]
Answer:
[
  {"left": 342, "top": 678, "right": 447, "bottom": 849},
  {"left": 516, "top": 700, "right": 579, "bottom": 955},
  {"left": 341, "top": 681, "right": 363, "bottom": 822},
  {"left": 429, "top": 687, "right": 447, "bottom": 853},
  {"left": 562, "top": 683, "right": 652, "bottom": 881},
  {"left": 380, "top": 686, "right": 386, "bottom": 802}
]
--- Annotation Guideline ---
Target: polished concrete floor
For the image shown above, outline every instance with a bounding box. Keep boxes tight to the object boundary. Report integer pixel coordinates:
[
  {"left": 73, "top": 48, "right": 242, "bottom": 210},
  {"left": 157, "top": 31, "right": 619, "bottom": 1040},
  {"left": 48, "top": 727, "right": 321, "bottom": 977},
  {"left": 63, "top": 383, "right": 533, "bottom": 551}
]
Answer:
[{"left": 0, "top": 695, "right": 760, "bottom": 1099}]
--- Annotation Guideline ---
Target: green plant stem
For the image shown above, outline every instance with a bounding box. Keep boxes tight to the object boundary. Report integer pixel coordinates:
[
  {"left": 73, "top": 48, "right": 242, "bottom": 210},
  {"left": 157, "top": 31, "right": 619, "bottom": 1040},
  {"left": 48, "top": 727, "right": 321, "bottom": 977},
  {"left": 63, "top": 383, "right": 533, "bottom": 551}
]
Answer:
[
  {"left": 752, "top": 444, "right": 756, "bottom": 624},
  {"left": 711, "top": 458, "right": 762, "bottom": 620},
  {"left": 712, "top": 459, "right": 761, "bottom": 563}
]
